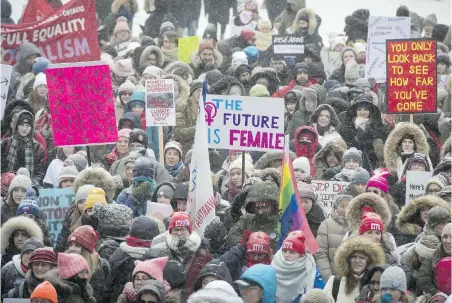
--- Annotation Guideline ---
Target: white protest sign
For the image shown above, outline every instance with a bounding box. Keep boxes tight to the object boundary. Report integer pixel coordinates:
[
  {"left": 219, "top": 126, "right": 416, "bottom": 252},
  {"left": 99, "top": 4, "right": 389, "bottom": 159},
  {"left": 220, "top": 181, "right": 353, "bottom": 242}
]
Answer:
[
  {"left": 0, "top": 64, "right": 12, "bottom": 120},
  {"left": 321, "top": 51, "right": 342, "bottom": 79},
  {"left": 205, "top": 95, "right": 285, "bottom": 151},
  {"left": 145, "top": 79, "right": 175, "bottom": 126},
  {"left": 405, "top": 171, "right": 433, "bottom": 205},
  {"left": 146, "top": 201, "right": 174, "bottom": 219},
  {"left": 365, "top": 16, "right": 411, "bottom": 83},
  {"left": 310, "top": 180, "right": 349, "bottom": 217}
]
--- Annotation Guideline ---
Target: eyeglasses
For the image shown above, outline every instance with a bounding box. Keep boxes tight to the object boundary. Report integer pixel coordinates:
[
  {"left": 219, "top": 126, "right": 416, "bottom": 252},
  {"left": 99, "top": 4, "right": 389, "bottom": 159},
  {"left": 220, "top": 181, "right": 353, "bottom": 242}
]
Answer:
[
  {"left": 134, "top": 276, "right": 150, "bottom": 283},
  {"left": 428, "top": 189, "right": 441, "bottom": 194},
  {"left": 120, "top": 92, "right": 133, "bottom": 96}
]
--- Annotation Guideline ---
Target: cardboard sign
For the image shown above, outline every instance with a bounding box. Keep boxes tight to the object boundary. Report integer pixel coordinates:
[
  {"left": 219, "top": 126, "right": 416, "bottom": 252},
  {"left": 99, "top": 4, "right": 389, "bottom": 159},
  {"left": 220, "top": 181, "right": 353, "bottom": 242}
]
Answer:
[
  {"left": 365, "top": 16, "right": 411, "bottom": 83},
  {"left": 145, "top": 79, "right": 175, "bottom": 126},
  {"left": 320, "top": 51, "right": 342, "bottom": 79},
  {"left": 146, "top": 201, "right": 174, "bottom": 219},
  {"left": 38, "top": 188, "right": 75, "bottom": 246},
  {"left": 405, "top": 171, "right": 433, "bottom": 205},
  {"left": 1, "top": 0, "right": 100, "bottom": 65},
  {"left": 0, "top": 64, "right": 12, "bottom": 120},
  {"left": 386, "top": 39, "right": 437, "bottom": 114},
  {"left": 46, "top": 62, "right": 118, "bottom": 146},
  {"left": 178, "top": 36, "right": 199, "bottom": 63},
  {"left": 205, "top": 95, "right": 285, "bottom": 151},
  {"left": 310, "top": 180, "right": 349, "bottom": 217}
]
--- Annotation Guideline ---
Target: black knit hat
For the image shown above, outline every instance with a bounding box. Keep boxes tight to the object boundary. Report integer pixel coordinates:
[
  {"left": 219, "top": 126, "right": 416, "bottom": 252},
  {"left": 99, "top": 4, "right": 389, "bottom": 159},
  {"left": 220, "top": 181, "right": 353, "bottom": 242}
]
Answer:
[
  {"left": 129, "top": 129, "right": 148, "bottom": 147},
  {"left": 130, "top": 216, "right": 160, "bottom": 241},
  {"left": 164, "top": 260, "right": 186, "bottom": 288},
  {"left": 172, "top": 182, "right": 189, "bottom": 200},
  {"left": 133, "top": 157, "right": 156, "bottom": 178},
  {"left": 203, "top": 23, "right": 217, "bottom": 41},
  {"left": 190, "top": 80, "right": 203, "bottom": 96}
]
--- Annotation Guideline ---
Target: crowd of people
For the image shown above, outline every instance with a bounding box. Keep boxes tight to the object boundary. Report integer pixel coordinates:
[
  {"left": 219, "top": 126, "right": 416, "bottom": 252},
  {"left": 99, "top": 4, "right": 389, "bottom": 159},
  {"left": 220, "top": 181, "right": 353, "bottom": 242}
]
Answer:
[{"left": 1, "top": 0, "right": 452, "bottom": 302}]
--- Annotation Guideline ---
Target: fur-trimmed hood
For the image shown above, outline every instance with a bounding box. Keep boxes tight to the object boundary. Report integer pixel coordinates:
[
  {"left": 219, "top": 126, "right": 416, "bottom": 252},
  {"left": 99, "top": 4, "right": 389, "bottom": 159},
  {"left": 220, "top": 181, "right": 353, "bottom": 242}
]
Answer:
[
  {"left": 139, "top": 45, "right": 165, "bottom": 68},
  {"left": 333, "top": 236, "right": 386, "bottom": 277},
  {"left": 250, "top": 68, "right": 281, "bottom": 95},
  {"left": 258, "top": 168, "right": 282, "bottom": 188},
  {"left": 441, "top": 137, "right": 451, "bottom": 158},
  {"left": 254, "top": 150, "right": 296, "bottom": 170},
  {"left": 384, "top": 122, "right": 429, "bottom": 174},
  {"left": 73, "top": 167, "right": 116, "bottom": 200},
  {"left": 292, "top": 8, "right": 318, "bottom": 35},
  {"left": 1, "top": 216, "right": 43, "bottom": 254},
  {"left": 162, "top": 73, "right": 189, "bottom": 104},
  {"left": 346, "top": 193, "right": 391, "bottom": 232},
  {"left": 208, "top": 76, "right": 247, "bottom": 96},
  {"left": 45, "top": 268, "right": 96, "bottom": 303},
  {"left": 310, "top": 104, "right": 340, "bottom": 127},
  {"left": 396, "top": 195, "right": 450, "bottom": 236},
  {"left": 190, "top": 49, "right": 224, "bottom": 70},
  {"left": 111, "top": 0, "right": 138, "bottom": 15},
  {"left": 164, "top": 61, "right": 195, "bottom": 84},
  {"left": 314, "top": 139, "right": 347, "bottom": 179}
]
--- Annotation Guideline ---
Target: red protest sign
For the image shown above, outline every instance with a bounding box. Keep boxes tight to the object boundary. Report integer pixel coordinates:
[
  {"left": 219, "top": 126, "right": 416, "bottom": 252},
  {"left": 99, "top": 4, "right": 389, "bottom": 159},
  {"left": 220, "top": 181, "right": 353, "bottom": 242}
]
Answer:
[
  {"left": 386, "top": 39, "right": 437, "bottom": 114},
  {"left": 0, "top": 0, "right": 100, "bottom": 65}
]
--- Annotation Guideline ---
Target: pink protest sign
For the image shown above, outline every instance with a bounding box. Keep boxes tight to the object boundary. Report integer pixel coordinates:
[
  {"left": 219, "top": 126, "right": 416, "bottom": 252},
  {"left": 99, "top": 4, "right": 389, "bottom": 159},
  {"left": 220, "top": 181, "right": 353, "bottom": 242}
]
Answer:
[{"left": 46, "top": 62, "right": 118, "bottom": 146}]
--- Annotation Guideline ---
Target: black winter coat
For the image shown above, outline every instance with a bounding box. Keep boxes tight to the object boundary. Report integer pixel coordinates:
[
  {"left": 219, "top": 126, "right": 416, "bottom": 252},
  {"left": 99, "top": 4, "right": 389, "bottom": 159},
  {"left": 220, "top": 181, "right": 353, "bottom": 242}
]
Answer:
[
  {"left": 306, "top": 203, "right": 325, "bottom": 238},
  {"left": 45, "top": 269, "right": 96, "bottom": 303}
]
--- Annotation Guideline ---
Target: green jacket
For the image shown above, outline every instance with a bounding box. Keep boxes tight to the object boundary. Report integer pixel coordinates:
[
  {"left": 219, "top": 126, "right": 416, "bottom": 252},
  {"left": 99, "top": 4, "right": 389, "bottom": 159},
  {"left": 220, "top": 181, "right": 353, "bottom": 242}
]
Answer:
[{"left": 173, "top": 96, "right": 197, "bottom": 153}]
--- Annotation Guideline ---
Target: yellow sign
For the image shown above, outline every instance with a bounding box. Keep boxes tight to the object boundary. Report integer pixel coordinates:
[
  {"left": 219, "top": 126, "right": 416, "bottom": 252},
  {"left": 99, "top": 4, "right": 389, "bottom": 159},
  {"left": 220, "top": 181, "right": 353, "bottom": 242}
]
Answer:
[{"left": 178, "top": 36, "right": 199, "bottom": 63}]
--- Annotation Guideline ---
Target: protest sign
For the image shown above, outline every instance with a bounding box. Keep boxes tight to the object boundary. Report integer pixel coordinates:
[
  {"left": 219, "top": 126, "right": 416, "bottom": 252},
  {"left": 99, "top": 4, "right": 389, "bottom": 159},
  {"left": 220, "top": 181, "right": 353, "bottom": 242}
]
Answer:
[
  {"left": 386, "top": 39, "right": 437, "bottom": 114},
  {"left": 273, "top": 35, "right": 304, "bottom": 61},
  {"left": 178, "top": 36, "right": 199, "bottom": 63},
  {"left": 38, "top": 188, "right": 75, "bottom": 245},
  {"left": 146, "top": 202, "right": 174, "bottom": 219},
  {"left": 145, "top": 79, "right": 175, "bottom": 126},
  {"left": 205, "top": 95, "right": 285, "bottom": 151},
  {"left": 0, "top": 64, "right": 12, "bottom": 120},
  {"left": 310, "top": 180, "right": 349, "bottom": 217},
  {"left": 0, "top": 0, "right": 100, "bottom": 65},
  {"left": 365, "top": 16, "right": 411, "bottom": 83},
  {"left": 46, "top": 62, "right": 118, "bottom": 146},
  {"left": 405, "top": 171, "right": 433, "bottom": 205},
  {"left": 321, "top": 51, "right": 342, "bottom": 78},
  {"left": 115, "top": 41, "right": 131, "bottom": 57},
  {"left": 4, "top": 299, "right": 30, "bottom": 303}
]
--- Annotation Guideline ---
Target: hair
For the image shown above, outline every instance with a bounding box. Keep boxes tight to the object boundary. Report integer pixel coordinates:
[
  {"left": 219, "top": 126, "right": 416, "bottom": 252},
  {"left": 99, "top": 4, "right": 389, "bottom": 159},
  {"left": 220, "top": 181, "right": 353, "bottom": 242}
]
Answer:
[
  {"left": 345, "top": 254, "right": 368, "bottom": 295},
  {"left": 160, "top": 31, "right": 178, "bottom": 47},
  {"left": 407, "top": 249, "right": 423, "bottom": 270},
  {"left": 28, "top": 91, "right": 47, "bottom": 114},
  {"left": 80, "top": 246, "right": 99, "bottom": 280}
]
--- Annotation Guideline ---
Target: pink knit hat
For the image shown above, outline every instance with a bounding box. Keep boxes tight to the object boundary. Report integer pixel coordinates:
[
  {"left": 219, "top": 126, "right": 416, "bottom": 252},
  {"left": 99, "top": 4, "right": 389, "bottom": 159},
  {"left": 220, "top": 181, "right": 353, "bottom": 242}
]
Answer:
[
  {"left": 133, "top": 256, "right": 169, "bottom": 281},
  {"left": 111, "top": 59, "right": 134, "bottom": 77},
  {"left": 367, "top": 168, "right": 391, "bottom": 193},
  {"left": 58, "top": 253, "right": 90, "bottom": 279},
  {"left": 114, "top": 16, "right": 131, "bottom": 35},
  {"left": 118, "top": 128, "right": 132, "bottom": 139}
]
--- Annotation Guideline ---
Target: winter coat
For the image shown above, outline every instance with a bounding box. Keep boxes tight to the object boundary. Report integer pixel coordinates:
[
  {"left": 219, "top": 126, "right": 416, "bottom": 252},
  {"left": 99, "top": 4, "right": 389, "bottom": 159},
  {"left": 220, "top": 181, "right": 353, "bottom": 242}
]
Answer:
[
  {"left": 1, "top": 0, "right": 14, "bottom": 24},
  {"left": 418, "top": 245, "right": 450, "bottom": 296},
  {"left": 190, "top": 49, "right": 224, "bottom": 79},
  {"left": 139, "top": 45, "right": 165, "bottom": 70},
  {"left": 45, "top": 269, "right": 97, "bottom": 303},
  {"left": 291, "top": 8, "right": 324, "bottom": 54},
  {"left": 400, "top": 243, "right": 424, "bottom": 295},
  {"left": 6, "top": 269, "right": 43, "bottom": 299},
  {"left": 1, "top": 254, "right": 27, "bottom": 298},
  {"left": 287, "top": 89, "right": 318, "bottom": 140},
  {"left": 250, "top": 68, "right": 281, "bottom": 96},
  {"left": 55, "top": 203, "right": 81, "bottom": 253},
  {"left": 117, "top": 187, "right": 148, "bottom": 217},
  {"left": 344, "top": 9, "right": 370, "bottom": 43},
  {"left": 313, "top": 139, "right": 346, "bottom": 180},
  {"left": 173, "top": 95, "right": 197, "bottom": 155},
  {"left": 277, "top": 0, "right": 306, "bottom": 35},
  {"left": 10, "top": 43, "right": 41, "bottom": 98},
  {"left": 239, "top": 264, "right": 277, "bottom": 303},
  {"left": 306, "top": 203, "right": 325, "bottom": 237},
  {"left": 91, "top": 257, "right": 111, "bottom": 303},
  {"left": 314, "top": 213, "right": 348, "bottom": 281},
  {"left": 205, "top": 0, "right": 235, "bottom": 26},
  {"left": 218, "top": 245, "right": 246, "bottom": 282},
  {"left": 292, "top": 126, "right": 319, "bottom": 175},
  {"left": 223, "top": 190, "right": 248, "bottom": 232}
]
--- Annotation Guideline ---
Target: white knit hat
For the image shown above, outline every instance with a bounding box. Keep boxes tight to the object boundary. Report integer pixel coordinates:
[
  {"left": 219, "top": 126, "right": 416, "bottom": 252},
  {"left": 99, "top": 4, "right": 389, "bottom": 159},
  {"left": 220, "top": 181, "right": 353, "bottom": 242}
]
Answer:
[
  {"left": 292, "top": 157, "right": 311, "bottom": 175},
  {"left": 353, "top": 41, "right": 367, "bottom": 54},
  {"left": 58, "top": 166, "right": 79, "bottom": 183},
  {"left": 118, "top": 80, "right": 136, "bottom": 93},
  {"left": 330, "top": 36, "right": 346, "bottom": 51},
  {"left": 33, "top": 72, "right": 47, "bottom": 90},
  {"left": 9, "top": 174, "right": 32, "bottom": 194},
  {"left": 229, "top": 158, "right": 254, "bottom": 178},
  {"left": 142, "top": 66, "right": 163, "bottom": 79}
]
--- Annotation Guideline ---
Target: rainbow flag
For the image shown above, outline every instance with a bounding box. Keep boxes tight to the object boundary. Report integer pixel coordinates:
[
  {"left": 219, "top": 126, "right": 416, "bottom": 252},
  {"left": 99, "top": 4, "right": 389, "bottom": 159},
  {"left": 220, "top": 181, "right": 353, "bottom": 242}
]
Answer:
[{"left": 278, "top": 135, "right": 319, "bottom": 254}]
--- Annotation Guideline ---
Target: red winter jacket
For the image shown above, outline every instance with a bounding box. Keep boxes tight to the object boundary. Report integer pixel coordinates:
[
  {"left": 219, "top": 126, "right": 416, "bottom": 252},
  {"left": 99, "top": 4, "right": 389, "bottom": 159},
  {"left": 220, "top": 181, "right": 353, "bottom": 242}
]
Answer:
[{"left": 294, "top": 125, "right": 318, "bottom": 177}]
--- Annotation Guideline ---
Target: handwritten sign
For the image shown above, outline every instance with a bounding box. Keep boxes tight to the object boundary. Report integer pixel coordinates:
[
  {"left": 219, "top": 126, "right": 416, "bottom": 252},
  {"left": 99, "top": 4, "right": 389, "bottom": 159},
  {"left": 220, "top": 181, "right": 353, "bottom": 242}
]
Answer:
[
  {"left": 310, "top": 180, "right": 349, "bottom": 217},
  {"left": 205, "top": 95, "right": 285, "bottom": 151},
  {"left": 386, "top": 39, "right": 437, "bottom": 114},
  {"left": 38, "top": 188, "right": 75, "bottom": 246},
  {"left": 365, "top": 16, "right": 411, "bottom": 83},
  {"left": 405, "top": 171, "right": 433, "bottom": 205},
  {"left": 178, "top": 36, "right": 199, "bottom": 63},
  {"left": 46, "top": 62, "right": 118, "bottom": 146},
  {"left": 145, "top": 79, "right": 175, "bottom": 126},
  {"left": 320, "top": 51, "right": 342, "bottom": 79},
  {"left": 0, "top": 64, "right": 12, "bottom": 120}
]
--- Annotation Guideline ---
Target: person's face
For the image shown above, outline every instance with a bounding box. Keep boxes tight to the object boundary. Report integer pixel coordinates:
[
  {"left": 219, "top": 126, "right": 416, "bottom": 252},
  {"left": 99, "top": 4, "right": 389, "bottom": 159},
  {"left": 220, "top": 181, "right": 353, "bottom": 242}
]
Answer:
[
  {"left": 335, "top": 198, "right": 351, "bottom": 217},
  {"left": 424, "top": 23, "right": 434, "bottom": 34},
  {"left": 165, "top": 148, "right": 180, "bottom": 166},
  {"left": 357, "top": 51, "right": 366, "bottom": 61},
  {"left": 163, "top": 36, "right": 176, "bottom": 50},
  {"left": 116, "top": 30, "right": 130, "bottom": 42},
  {"left": 333, "top": 43, "right": 345, "bottom": 53},
  {"left": 410, "top": 162, "right": 426, "bottom": 171},
  {"left": 350, "top": 252, "right": 368, "bottom": 275},
  {"left": 326, "top": 152, "right": 339, "bottom": 168},
  {"left": 229, "top": 85, "right": 243, "bottom": 96},
  {"left": 117, "top": 137, "right": 130, "bottom": 155},
  {"left": 357, "top": 107, "right": 370, "bottom": 119},
  {"left": 420, "top": 207, "right": 430, "bottom": 223},
  {"left": 130, "top": 142, "right": 144, "bottom": 149},
  {"left": 282, "top": 249, "right": 302, "bottom": 261},
  {"left": 131, "top": 103, "right": 145, "bottom": 115},
  {"left": 346, "top": 76, "right": 358, "bottom": 85},
  {"left": 256, "top": 77, "right": 269, "bottom": 88},
  {"left": 427, "top": 183, "right": 442, "bottom": 195},
  {"left": 239, "top": 72, "right": 251, "bottom": 83},
  {"left": 120, "top": 91, "right": 133, "bottom": 104},
  {"left": 272, "top": 60, "right": 285, "bottom": 73},
  {"left": 201, "top": 275, "right": 219, "bottom": 288},
  {"left": 369, "top": 270, "right": 383, "bottom": 295},
  {"left": 317, "top": 110, "right": 331, "bottom": 127},
  {"left": 254, "top": 202, "right": 272, "bottom": 215},
  {"left": 343, "top": 50, "right": 356, "bottom": 65},
  {"left": 60, "top": 179, "right": 74, "bottom": 188},
  {"left": 354, "top": 183, "right": 367, "bottom": 194},
  {"left": 294, "top": 169, "right": 304, "bottom": 181},
  {"left": 434, "top": 223, "right": 446, "bottom": 236},
  {"left": 140, "top": 293, "right": 158, "bottom": 303},
  {"left": 437, "top": 63, "right": 447, "bottom": 74},
  {"left": 125, "top": 162, "right": 134, "bottom": 180},
  {"left": 230, "top": 152, "right": 241, "bottom": 162},
  {"left": 171, "top": 226, "right": 190, "bottom": 240},
  {"left": 302, "top": 198, "right": 313, "bottom": 214},
  {"left": 362, "top": 230, "right": 382, "bottom": 243},
  {"left": 147, "top": 53, "right": 158, "bottom": 66},
  {"left": 367, "top": 186, "right": 383, "bottom": 197},
  {"left": 12, "top": 187, "right": 26, "bottom": 204},
  {"left": 193, "top": 88, "right": 202, "bottom": 102},
  {"left": 157, "top": 195, "right": 171, "bottom": 205},
  {"left": 401, "top": 139, "right": 414, "bottom": 153},
  {"left": 13, "top": 230, "right": 30, "bottom": 250},
  {"left": 25, "top": 54, "right": 39, "bottom": 68},
  {"left": 200, "top": 49, "right": 214, "bottom": 64},
  {"left": 381, "top": 289, "right": 402, "bottom": 302},
  {"left": 133, "top": 273, "right": 151, "bottom": 290},
  {"left": 285, "top": 101, "right": 296, "bottom": 114},
  {"left": 67, "top": 242, "right": 83, "bottom": 255},
  {"left": 298, "top": 20, "right": 309, "bottom": 29},
  {"left": 442, "top": 234, "right": 451, "bottom": 254},
  {"left": 36, "top": 84, "right": 48, "bottom": 98},
  {"left": 85, "top": 208, "right": 93, "bottom": 215},
  {"left": 296, "top": 72, "right": 308, "bottom": 85},
  {"left": 21, "top": 251, "right": 32, "bottom": 267},
  {"left": 230, "top": 168, "right": 243, "bottom": 187},
  {"left": 241, "top": 284, "right": 263, "bottom": 303},
  {"left": 176, "top": 199, "right": 187, "bottom": 212},
  {"left": 32, "top": 261, "right": 53, "bottom": 280},
  {"left": 304, "top": 98, "right": 316, "bottom": 112},
  {"left": 344, "top": 160, "right": 359, "bottom": 170},
  {"left": 17, "top": 122, "right": 32, "bottom": 137},
  {"left": 76, "top": 199, "right": 86, "bottom": 214}
]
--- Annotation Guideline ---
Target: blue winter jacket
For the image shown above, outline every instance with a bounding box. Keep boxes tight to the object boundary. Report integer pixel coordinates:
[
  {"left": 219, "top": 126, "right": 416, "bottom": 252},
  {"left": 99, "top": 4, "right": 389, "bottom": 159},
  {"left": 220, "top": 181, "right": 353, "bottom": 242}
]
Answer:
[{"left": 239, "top": 264, "right": 277, "bottom": 303}]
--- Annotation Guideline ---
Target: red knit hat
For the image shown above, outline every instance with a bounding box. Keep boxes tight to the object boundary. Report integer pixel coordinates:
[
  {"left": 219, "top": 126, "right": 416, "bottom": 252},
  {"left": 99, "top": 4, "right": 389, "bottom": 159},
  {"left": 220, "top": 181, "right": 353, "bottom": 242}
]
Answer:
[
  {"left": 58, "top": 252, "right": 90, "bottom": 279},
  {"left": 30, "top": 281, "right": 58, "bottom": 303},
  {"left": 240, "top": 29, "right": 255, "bottom": 41},
  {"left": 168, "top": 212, "right": 192, "bottom": 233},
  {"left": 246, "top": 232, "right": 271, "bottom": 255},
  {"left": 435, "top": 256, "right": 452, "bottom": 295},
  {"left": 198, "top": 40, "right": 214, "bottom": 54},
  {"left": 282, "top": 230, "right": 306, "bottom": 255},
  {"left": 359, "top": 212, "right": 384, "bottom": 235},
  {"left": 30, "top": 247, "right": 57, "bottom": 265},
  {"left": 133, "top": 256, "right": 169, "bottom": 281},
  {"left": 68, "top": 225, "right": 98, "bottom": 253},
  {"left": 367, "top": 168, "right": 391, "bottom": 193}
]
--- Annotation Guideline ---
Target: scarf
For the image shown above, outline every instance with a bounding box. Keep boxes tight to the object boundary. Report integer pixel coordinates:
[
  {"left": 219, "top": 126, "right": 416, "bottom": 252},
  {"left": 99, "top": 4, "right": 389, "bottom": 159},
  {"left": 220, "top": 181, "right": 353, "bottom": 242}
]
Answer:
[
  {"left": 165, "top": 161, "right": 184, "bottom": 177},
  {"left": 161, "top": 47, "right": 178, "bottom": 62},
  {"left": 105, "top": 148, "right": 120, "bottom": 165},
  {"left": 125, "top": 235, "right": 151, "bottom": 248},
  {"left": 316, "top": 125, "right": 330, "bottom": 136},
  {"left": 20, "top": 262, "right": 29, "bottom": 273},
  {"left": 7, "top": 135, "right": 35, "bottom": 176},
  {"left": 119, "top": 241, "right": 149, "bottom": 259},
  {"left": 166, "top": 232, "right": 201, "bottom": 263},
  {"left": 354, "top": 117, "right": 369, "bottom": 130},
  {"left": 227, "top": 181, "right": 242, "bottom": 202},
  {"left": 245, "top": 253, "right": 271, "bottom": 268},
  {"left": 271, "top": 250, "right": 316, "bottom": 303}
]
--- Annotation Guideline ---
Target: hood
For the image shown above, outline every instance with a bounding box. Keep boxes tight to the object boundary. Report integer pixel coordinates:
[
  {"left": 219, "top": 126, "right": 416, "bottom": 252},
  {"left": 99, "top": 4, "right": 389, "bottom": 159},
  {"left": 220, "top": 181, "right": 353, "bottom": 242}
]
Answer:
[
  {"left": 434, "top": 158, "right": 451, "bottom": 176},
  {"left": 250, "top": 68, "right": 281, "bottom": 95},
  {"left": 310, "top": 104, "right": 340, "bottom": 127},
  {"left": 285, "top": 89, "right": 302, "bottom": 112},
  {"left": 239, "top": 264, "right": 276, "bottom": 303},
  {"left": 136, "top": 281, "right": 167, "bottom": 302},
  {"left": 310, "top": 84, "right": 327, "bottom": 104},
  {"left": 384, "top": 123, "right": 430, "bottom": 174},
  {"left": 299, "top": 88, "right": 318, "bottom": 113},
  {"left": 163, "top": 74, "right": 189, "bottom": 104},
  {"left": 345, "top": 98, "right": 382, "bottom": 126},
  {"left": 73, "top": 167, "right": 116, "bottom": 200},
  {"left": 1, "top": 100, "right": 34, "bottom": 137},
  {"left": 1, "top": 0, "right": 12, "bottom": 18},
  {"left": 190, "top": 49, "right": 224, "bottom": 70},
  {"left": 396, "top": 195, "right": 450, "bottom": 235},
  {"left": 292, "top": 8, "right": 318, "bottom": 35},
  {"left": 194, "top": 259, "right": 233, "bottom": 291},
  {"left": 287, "top": 0, "right": 305, "bottom": 11},
  {"left": 11, "top": 110, "right": 34, "bottom": 138},
  {"left": 164, "top": 61, "right": 194, "bottom": 83},
  {"left": 441, "top": 137, "right": 451, "bottom": 158},
  {"left": 1, "top": 216, "right": 43, "bottom": 254},
  {"left": 258, "top": 168, "right": 281, "bottom": 188},
  {"left": 314, "top": 139, "right": 347, "bottom": 179},
  {"left": 18, "top": 43, "right": 41, "bottom": 63},
  {"left": 254, "top": 150, "right": 292, "bottom": 170},
  {"left": 334, "top": 236, "right": 386, "bottom": 277},
  {"left": 325, "top": 96, "right": 349, "bottom": 115},
  {"left": 119, "top": 111, "right": 142, "bottom": 129},
  {"left": 294, "top": 125, "right": 319, "bottom": 158},
  {"left": 208, "top": 76, "right": 246, "bottom": 96},
  {"left": 139, "top": 45, "right": 164, "bottom": 68},
  {"left": 12, "top": 254, "right": 27, "bottom": 275},
  {"left": 346, "top": 192, "right": 391, "bottom": 232}
]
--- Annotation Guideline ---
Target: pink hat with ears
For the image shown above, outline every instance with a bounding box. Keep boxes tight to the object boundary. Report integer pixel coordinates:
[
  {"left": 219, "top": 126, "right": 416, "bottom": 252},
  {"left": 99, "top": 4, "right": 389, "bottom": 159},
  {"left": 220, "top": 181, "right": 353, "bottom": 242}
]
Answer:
[
  {"left": 367, "top": 168, "right": 391, "bottom": 193},
  {"left": 132, "top": 256, "right": 169, "bottom": 281}
]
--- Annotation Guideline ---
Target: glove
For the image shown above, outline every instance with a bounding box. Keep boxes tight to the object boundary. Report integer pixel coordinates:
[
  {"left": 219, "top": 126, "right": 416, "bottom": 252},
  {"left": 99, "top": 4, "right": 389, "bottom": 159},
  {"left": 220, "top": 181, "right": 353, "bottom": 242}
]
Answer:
[{"left": 240, "top": 230, "right": 253, "bottom": 248}]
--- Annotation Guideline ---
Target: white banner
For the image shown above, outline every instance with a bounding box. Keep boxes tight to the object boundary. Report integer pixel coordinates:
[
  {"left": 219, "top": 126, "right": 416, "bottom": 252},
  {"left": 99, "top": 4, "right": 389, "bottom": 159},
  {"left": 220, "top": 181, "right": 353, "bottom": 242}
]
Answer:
[
  {"left": 145, "top": 79, "right": 176, "bottom": 126},
  {"left": 405, "top": 171, "right": 433, "bottom": 205},
  {"left": 310, "top": 180, "right": 349, "bottom": 217},
  {"left": 0, "top": 64, "right": 12, "bottom": 120}
]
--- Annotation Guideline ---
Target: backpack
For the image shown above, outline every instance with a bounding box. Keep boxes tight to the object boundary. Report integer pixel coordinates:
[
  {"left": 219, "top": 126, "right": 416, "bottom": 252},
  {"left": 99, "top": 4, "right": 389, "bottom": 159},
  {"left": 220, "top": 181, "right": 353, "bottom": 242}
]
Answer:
[{"left": 332, "top": 276, "right": 341, "bottom": 302}]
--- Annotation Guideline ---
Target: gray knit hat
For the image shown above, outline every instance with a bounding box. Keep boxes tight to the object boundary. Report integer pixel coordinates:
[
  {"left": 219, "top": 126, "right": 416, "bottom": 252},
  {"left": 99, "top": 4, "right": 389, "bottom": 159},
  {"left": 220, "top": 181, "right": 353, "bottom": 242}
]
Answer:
[
  {"left": 299, "top": 189, "right": 316, "bottom": 203},
  {"left": 333, "top": 194, "right": 353, "bottom": 209},
  {"left": 65, "top": 154, "right": 88, "bottom": 172},
  {"left": 16, "top": 167, "right": 30, "bottom": 178},
  {"left": 8, "top": 174, "right": 32, "bottom": 194},
  {"left": 93, "top": 203, "right": 133, "bottom": 227},
  {"left": 75, "top": 184, "right": 95, "bottom": 202},
  {"left": 301, "top": 289, "right": 334, "bottom": 303},
  {"left": 379, "top": 266, "right": 407, "bottom": 294},
  {"left": 350, "top": 168, "right": 370, "bottom": 185},
  {"left": 427, "top": 206, "right": 451, "bottom": 230},
  {"left": 21, "top": 237, "right": 44, "bottom": 256},
  {"left": 424, "top": 13, "right": 437, "bottom": 26},
  {"left": 130, "top": 216, "right": 160, "bottom": 241},
  {"left": 342, "top": 147, "right": 362, "bottom": 165},
  {"left": 156, "top": 184, "right": 175, "bottom": 199}
]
